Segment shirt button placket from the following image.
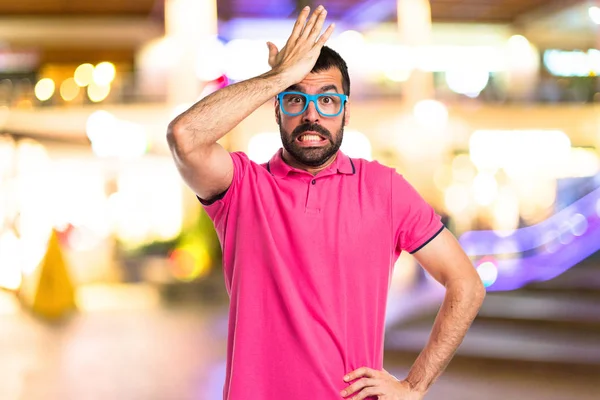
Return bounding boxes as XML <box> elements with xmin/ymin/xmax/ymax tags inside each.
<box><xmin>306</xmin><ymin>178</ymin><xmax>319</xmax><ymax>213</ymax></box>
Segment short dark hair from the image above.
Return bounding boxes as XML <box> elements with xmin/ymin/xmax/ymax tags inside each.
<box><xmin>311</xmin><ymin>46</ymin><xmax>350</xmax><ymax>96</ymax></box>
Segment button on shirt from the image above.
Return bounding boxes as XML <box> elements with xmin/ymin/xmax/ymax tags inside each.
<box><xmin>201</xmin><ymin>149</ymin><xmax>444</xmax><ymax>400</ymax></box>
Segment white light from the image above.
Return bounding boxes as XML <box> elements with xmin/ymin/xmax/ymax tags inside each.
<box><xmin>171</xmin><ymin>103</ymin><xmax>193</xmax><ymax>120</ymax></box>
<box><xmin>341</xmin><ymin>130</ymin><xmax>372</xmax><ymax>160</ymax></box>
<box><xmin>86</xmin><ymin>111</ymin><xmax>147</xmax><ymax>159</ymax></box>
<box><xmin>544</xmin><ymin>49</ymin><xmax>596</xmax><ymax>77</ymax></box>
<box><xmin>589</xmin><ymin>6</ymin><xmax>600</xmax><ymax>24</ymax></box>
<box><xmin>492</xmin><ymin>188</ymin><xmax>520</xmax><ymax>233</ymax></box>
<box><xmin>0</xmin><ymin>232</ymin><xmax>22</xmax><ymax>290</ymax></box>
<box><xmin>570</xmin><ymin>213</ymin><xmax>588</xmax><ymax>237</ymax></box>
<box><xmin>93</xmin><ymin>62</ymin><xmax>116</xmax><ymax>86</ymax></box>
<box><xmin>508</xmin><ymin>35</ymin><xmax>530</xmax><ymax>50</ymax></box>
<box><xmin>469</xmin><ymin>130</ymin><xmax>571</xmax><ymax>177</ymax></box>
<box><xmin>87</xmin><ymin>82</ymin><xmax>111</xmax><ymax>102</ymax></box>
<box><xmin>472</xmin><ymin>172</ymin><xmax>498</xmax><ymax>206</ymax></box>
<box><xmin>445</xmin><ymin>69</ymin><xmax>489</xmax><ymax>97</ymax></box>
<box><xmin>196</xmin><ymin>36</ymin><xmax>226</xmax><ymax>81</ymax></box>
<box><xmin>385</xmin><ymin>69</ymin><xmax>411</xmax><ymax>82</ymax></box>
<box><xmin>86</xmin><ymin>110</ymin><xmax>118</xmax><ymax>142</ymax></box>
<box><xmin>74</xmin><ymin>63</ymin><xmax>95</xmax><ymax>87</ymax></box>
<box><xmin>543</xmin><ymin>230</ymin><xmax>561</xmax><ymax>253</ymax></box>
<box><xmin>60</xmin><ymin>78</ymin><xmax>80</xmax><ymax>101</ymax></box>
<box><xmin>451</xmin><ymin>154</ymin><xmax>476</xmax><ymax>183</ymax></box>
<box><xmin>34</xmin><ymin>78</ymin><xmax>55</xmax><ymax>101</ymax></box>
<box><xmin>477</xmin><ymin>261</ymin><xmax>498</xmax><ymax>287</ymax></box>
<box><xmin>413</xmin><ymin>100</ymin><xmax>448</xmax><ymax>130</ymax></box>
<box><xmin>556</xmin><ymin>147</ymin><xmax>600</xmax><ymax>178</ymax></box>
<box><xmin>224</xmin><ymin>39</ymin><xmax>270</xmax><ymax>81</ymax></box>
<box><xmin>558</xmin><ymin>221</ymin><xmax>574</xmax><ymax>245</ymax></box>
<box><xmin>247</xmin><ymin>132</ymin><xmax>281</xmax><ymax>164</ymax></box>
<box><xmin>338</xmin><ymin>30</ymin><xmax>365</xmax><ymax>45</ymax></box>
<box><xmin>444</xmin><ymin>184</ymin><xmax>470</xmax><ymax>214</ymax></box>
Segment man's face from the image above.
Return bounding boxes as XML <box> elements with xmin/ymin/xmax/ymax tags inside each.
<box><xmin>276</xmin><ymin>68</ymin><xmax>349</xmax><ymax>167</ymax></box>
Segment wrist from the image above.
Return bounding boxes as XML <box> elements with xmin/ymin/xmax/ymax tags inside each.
<box><xmin>403</xmin><ymin>377</ymin><xmax>428</xmax><ymax>395</ymax></box>
<box><xmin>260</xmin><ymin>68</ymin><xmax>296</xmax><ymax>91</ymax></box>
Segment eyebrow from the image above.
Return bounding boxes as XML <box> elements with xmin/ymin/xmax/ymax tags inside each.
<box><xmin>286</xmin><ymin>84</ymin><xmax>340</xmax><ymax>93</ymax></box>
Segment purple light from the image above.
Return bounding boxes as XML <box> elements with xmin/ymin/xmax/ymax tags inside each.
<box><xmin>459</xmin><ymin>185</ymin><xmax>600</xmax><ymax>255</ymax></box>
<box><xmin>458</xmin><ymin>185</ymin><xmax>600</xmax><ymax>292</ymax></box>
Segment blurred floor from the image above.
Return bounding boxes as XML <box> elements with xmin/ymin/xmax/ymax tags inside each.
<box><xmin>1</xmin><ymin>287</ymin><xmax>599</xmax><ymax>400</ymax></box>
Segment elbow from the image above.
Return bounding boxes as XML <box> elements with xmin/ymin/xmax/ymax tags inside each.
<box><xmin>166</xmin><ymin>120</ymin><xmax>194</xmax><ymax>157</ymax></box>
<box><xmin>166</xmin><ymin>120</ymin><xmax>183</xmax><ymax>148</ymax></box>
<box><xmin>472</xmin><ymin>276</ymin><xmax>486</xmax><ymax>306</ymax></box>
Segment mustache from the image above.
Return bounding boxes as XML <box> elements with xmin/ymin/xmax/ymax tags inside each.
<box><xmin>292</xmin><ymin>123</ymin><xmax>331</xmax><ymax>140</ymax></box>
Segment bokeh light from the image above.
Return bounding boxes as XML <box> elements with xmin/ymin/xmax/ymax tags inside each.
<box><xmin>87</xmin><ymin>82</ymin><xmax>111</xmax><ymax>102</ymax></box>
<box><xmin>413</xmin><ymin>100</ymin><xmax>448</xmax><ymax>130</ymax></box>
<box><xmin>444</xmin><ymin>184</ymin><xmax>470</xmax><ymax>214</ymax></box>
<box><xmin>341</xmin><ymin>130</ymin><xmax>372</xmax><ymax>160</ymax></box>
<box><xmin>445</xmin><ymin>69</ymin><xmax>489</xmax><ymax>97</ymax></box>
<box><xmin>247</xmin><ymin>132</ymin><xmax>281</xmax><ymax>164</ymax></box>
<box><xmin>0</xmin><ymin>231</ymin><xmax>22</xmax><ymax>290</ymax></box>
<box><xmin>168</xmin><ymin>244</ymin><xmax>211</xmax><ymax>282</ymax></box>
<box><xmin>196</xmin><ymin>36</ymin><xmax>226</xmax><ymax>81</ymax></box>
<box><xmin>60</xmin><ymin>78</ymin><xmax>80</xmax><ymax>101</ymax></box>
<box><xmin>74</xmin><ymin>63</ymin><xmax>95</xmax><ymax>87</ymax></box>
<box><xmin>472</xmin><ymin>172</ymin><xmax>498</xmax><ymax>206</ymax></box>
<box><xmin>477</xmin><ymin>260</ymin><xmax>498</xmax><ymax>288</ymax></box>
<box><xmin>570</xmin><ymin>213</ymin><xmax>588</xmax><ymax>237</ymax></box>
<box><xmin>34</xmin><ymin>78</ymin><xmax>55</xmax><ymax>101</ymax></box>
<box><xmin>93</xmin><ymin>62</ymin><xmax>116</xmax><ymax>86</ymax></box>
<box><xmin>589</xmin><ymin>6</ymin><xmax>600</xmax><ymax>24</ymax></box>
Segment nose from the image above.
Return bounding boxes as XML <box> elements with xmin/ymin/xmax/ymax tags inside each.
<box><xmin>302</xmin><ymin>99</ymin><xmax>320</xmax><ymax>124</ymax></box>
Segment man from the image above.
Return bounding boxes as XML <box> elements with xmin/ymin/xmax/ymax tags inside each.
<box><xmin>167</xmin><ymin>5</ymin><xmax>485</xmax><ymax>400</ymax></box>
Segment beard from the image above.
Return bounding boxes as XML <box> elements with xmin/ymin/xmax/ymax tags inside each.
<box><xmin>278</xmin><ymin>114</ymin><xmax>344</xmax><ymax>167</ymax></box>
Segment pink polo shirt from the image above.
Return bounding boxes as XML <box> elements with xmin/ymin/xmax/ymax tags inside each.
<box><xmin>201</xmin><ymin>149</ymin><xmax>443</xmax><ymax>400</ymax></box>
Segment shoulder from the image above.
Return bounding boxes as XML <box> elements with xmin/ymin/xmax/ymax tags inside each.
<box><xmin>351</xmin><ymin>157</ymin><xmax>398</xmax><ymax>183</ymax></box>
<box><xmin>229</xmin><ymin>151</ymin><xmax>270</xmax><ymax>175</ymax></box>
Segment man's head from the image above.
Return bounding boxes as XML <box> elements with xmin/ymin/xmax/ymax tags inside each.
<box><xmin>276</xmin><ymin>46</ymin><xmax>350</xmax><ymax>168</ymax></box>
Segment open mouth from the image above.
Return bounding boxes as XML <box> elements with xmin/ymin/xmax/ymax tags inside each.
<box><xmin>296</xmin><ymin>131</ymin><xmax>327</xmax><ymax>146</ymax></box>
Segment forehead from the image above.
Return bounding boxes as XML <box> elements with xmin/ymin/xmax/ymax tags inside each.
<box><xmin>294</xmin><ymin>68</ymin><xmax>343</xmax><ymax>92</ymax></box>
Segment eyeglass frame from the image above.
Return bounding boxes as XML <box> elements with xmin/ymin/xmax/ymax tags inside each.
<box><xmin>276</xmin><ymin>91</ymin><xmax>348</xmax><ymax>117</ymax></box>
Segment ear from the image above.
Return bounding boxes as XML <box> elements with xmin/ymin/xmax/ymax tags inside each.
<box><xmin>274</xmin><ymin>98</ymin><xmax>280</xmax><ymax>124</ymax></box>
<box><xmin>343</xmin><ymin>99</ymin><xmax>350</xmax><ymax>126</ymax></box>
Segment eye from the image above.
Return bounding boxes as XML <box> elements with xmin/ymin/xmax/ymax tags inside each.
<box><xmin>321</xmin><ymin>96</ymin><xmax>333</xmax><ymax>104</ymax></box>
<box><xmin>289</xmin><ymin>96</ymin><xmax>303</xmax><ymax>103</ymax></box>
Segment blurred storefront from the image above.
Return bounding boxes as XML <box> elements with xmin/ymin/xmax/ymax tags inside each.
<box><xmin>0</xmin><ymin>0</ymin><xmax>599</xmax><ymax>297</ymax></box>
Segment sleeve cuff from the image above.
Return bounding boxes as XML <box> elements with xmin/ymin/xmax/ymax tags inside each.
<box><xmin>408</xmin><ymin>225</ymin><xmax>445</xmax><ymax>254</ymax></box>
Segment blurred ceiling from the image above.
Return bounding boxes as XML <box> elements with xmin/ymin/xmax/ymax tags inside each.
<box><xmin>0</xmin><ymin>0</ymin><xmax>163</xmax><ymax>18</ymax></box>
<box><xmin>216</xmin><ymin>0</ymin><xmax>586</xmax><ymax>23</ymax></box>
<box><xmin>0</xmin><ymin>0</ymin><xmax>585</xmax><ymax>23</ymax></box>
<box><xmin>0</xmin><ymin>0</ymin><xmax>592</xmax><ymax>64</ymax></box>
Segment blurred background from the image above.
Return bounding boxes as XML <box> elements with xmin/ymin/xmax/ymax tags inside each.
<box><xmin>0</xmin><ymin>0</ymin><xmax>599</xmax><ymax>399</ymax></box>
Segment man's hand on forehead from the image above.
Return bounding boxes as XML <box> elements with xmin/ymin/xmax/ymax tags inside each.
<box><xmin>266</xmin><ymin>5</ymin><xmax>335</xmax><ymax>85</ymax></box>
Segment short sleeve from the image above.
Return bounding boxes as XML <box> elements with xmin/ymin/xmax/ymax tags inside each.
<box><xmin>198</xmin><ymin>151</ymin><xmax>249</xmax><ymax>233</ymax></box>
<box><xmin>391</xmin><ymin>171</ymin><xmax>444</xmax><ymax>254</ymax></box>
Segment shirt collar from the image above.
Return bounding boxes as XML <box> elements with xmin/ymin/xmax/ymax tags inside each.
<box><xmin>266</xmin><ymin>148</ymin><xmax>355</xmax><ymax>178</ymax></box>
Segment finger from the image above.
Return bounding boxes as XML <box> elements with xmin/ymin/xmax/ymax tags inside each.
<box><xmin>267</xmin><ymin>42</ymin><xmax>278</xmax><ymax>63</ymax></box>
<box><xmin>301</xmin><ymin>5</ymin><xmax>324</xmax><ymax>39</ymax></box>
<box><xmin>344</xmin><ymin>367</ymin><xmax>378</xmax><ymax>382</ymax></box>
<box><xmin>353</xmin><ymin>387</ymin><xmax>382</xmax><ymax>400</ymax></box>
<box><xmin>288</xmin><ymin>6</ymin><xmax>310</xmax><ymax>45</ymax></box>
<box><xmin>340</xmin><ymin>378</ymin><xmax>377</xmax><ymax>398</ymax></box>
<box><xmin>308</xmin><ymin>8</ymin><xmax>328</xmax><ymax>41</ymax></box>
<box><xmin>315</xmin><ymin>23</ymin><xmax>335</xmax><ymax>47</ymax></box>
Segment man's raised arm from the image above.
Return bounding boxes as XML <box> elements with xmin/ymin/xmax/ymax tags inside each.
<box><xmin>166</xmin><ymin>5</ymin><xmax>334</xmax><ymax>200</ymax></box>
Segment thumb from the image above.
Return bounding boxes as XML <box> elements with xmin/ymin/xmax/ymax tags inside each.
<box><xmin>267</xmin><ymin>41</ymin><xmax>278</xmax><ymax>59</ymax></box>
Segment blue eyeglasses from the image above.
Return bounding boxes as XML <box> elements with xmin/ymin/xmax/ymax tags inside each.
<box><xmin>277</xmin><ymin>91</ymin><xmax>348</xmax><ymax>117</ymax></box>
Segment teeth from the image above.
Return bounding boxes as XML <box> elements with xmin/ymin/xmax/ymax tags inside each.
<box><xmin>300</xmin><ymin>134</ymin><xmax>322</xmax><ymax>142</ymax></box>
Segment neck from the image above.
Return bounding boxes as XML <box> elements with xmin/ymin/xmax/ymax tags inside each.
<box><xmin>281</xmin><ymin>150</ymin><xmax>338</xmax><ymax>176</ymax></box>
